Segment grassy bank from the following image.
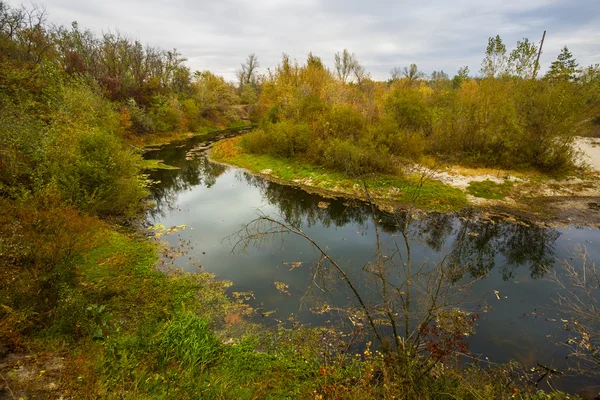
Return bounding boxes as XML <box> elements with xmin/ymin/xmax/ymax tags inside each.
<box><xmin>210</xmin><ymin>136</ymin><xmax>600</xmax><ymax>227</ymax></box>
<box><xmin>211</xmin><ymin>136</ymin><xmax>469</xmax><ymax>212</ymax></box>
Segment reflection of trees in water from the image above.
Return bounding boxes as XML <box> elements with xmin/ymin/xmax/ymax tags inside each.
<box><xmin>240</xmin><ymin>173</ymin><xmax>373</xmax><ymax>229</ymax></box>
<box><xmin>242</xmin><ymin>174</ymin><xmax>560</xmax><ymax>280</ymax></box>
<box><xmin>147</xmin><ymin>155</ymin><xmax>227</xmax><ymax>219</ymax></box>
<box><xmin>147</xmin><ymin>138</ymin><xmax>561</xmax><ymax>280</ymax></box>
<box><xmin>448</xmin><ymin>218</ymin><xmax>559</xmax><ymax>280</ymax></box>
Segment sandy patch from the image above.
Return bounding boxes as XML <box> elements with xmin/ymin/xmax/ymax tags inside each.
<box><xmin>574</xmin><ymin>136</ymin><xmax>600</xmax><ymax>171</ymax></box>
<box><xmin>408</xmin><ymin>165</ymin><xmax>520</xmax><ymax>189</ymax></box>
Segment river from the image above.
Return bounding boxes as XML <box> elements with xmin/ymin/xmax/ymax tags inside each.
<box><xmin>144</xmin><ymin>131</ymin><xmax>600</xmax><ymax>395</ymax></box>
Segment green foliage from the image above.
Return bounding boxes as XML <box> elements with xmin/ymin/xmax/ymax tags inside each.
<box><xmin>467</xmin><ymin>179</ymin><xmax>514</xmax><ymax>200</ymax></box>
<box><xmin>242</xmin><ymin>121</ymin><xmax>310</xmax><ymax>158</ymax></box>
<box><xmin>481</xmin><ymin>35</ymin><xmax>508</xmax><ymax>77</ymax></box>
<box><xmin>509</xmin><ymin>38</ymin><xmax>538</xmax><ymax>79</ymax></box>
<box><xmin>160</xmin><ymin>313</ymin><xmax>221</xmax><ymax>370</ymax></box>
<box><xmin>0</xmin><ymin>195</ymin><xmax>100</xmax><ymax>342</ymax></box>
<box><xmin>125</xmin><ymin>98</ymin><xmax>156</xmax><ymax>135</ymax></box>
<box><xmin>546</xmin><ymin>46</ymin><xmax>580</xmax><ymax>81</ymax></box>
<box><xmin>0</xmin><ymin>60</ymin><xmax>148</xmax><ymax>217</ymax></box>
<box><xmin>385</xmin><ymin>86</ymin><xmax>431</xmax><ymax>133</ymax></box>
<box><xmin>320</xmin><ymin>137</ymin><xmax>392</xmax><ymax>175</ymax></box>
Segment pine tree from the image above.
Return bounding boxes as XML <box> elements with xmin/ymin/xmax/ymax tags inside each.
<box><xmin>546</xmin><ymin>46</ymin><xmax>579</xmax><ymax>81</ymax></box>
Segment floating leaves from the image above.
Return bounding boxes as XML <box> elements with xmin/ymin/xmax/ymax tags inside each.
<box><xmin>274</xmin><ymin>281</ymin><xmax>291</xmax><ymax>296</ymax></box>
<box><xmin>150</xmin><ymin>223</ymin><xmax>187</xmax><ymax>238</ymax></box>
<box><xmin>310</xmin><ymin>303</ymin><xmax>331</xmax><ymax>315</ymax></box>
<box><xmin>283</xmin><ymin>261</ymin><xmax>303</xmax><ymax>271</ymax></box>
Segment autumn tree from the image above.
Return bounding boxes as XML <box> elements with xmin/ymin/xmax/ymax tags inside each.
<box><xmin>452</xmin><ymin>65</ymin><xmax>469</xmax><ymax>88</ymax></box>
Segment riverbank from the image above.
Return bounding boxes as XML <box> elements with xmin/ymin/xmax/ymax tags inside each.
<box><xmin>2</xmin><ymin>131</ymin><xmax>584</xmax><ymax>398</ymax></box>
<box><xmin>209</xmin><ymin>136</ymin><xmax>600</xmax><ymax>227</ymax></box>
<box><xmin>1</xmin><ymin>216</ymin><xmax>546</xmax><ymax>399</ymax></box>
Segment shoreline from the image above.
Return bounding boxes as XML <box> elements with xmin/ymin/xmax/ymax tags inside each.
<box><xmin>206</xmin><ymin>137</ymin><xmax>600</xmax><ymax>228</ymax></box>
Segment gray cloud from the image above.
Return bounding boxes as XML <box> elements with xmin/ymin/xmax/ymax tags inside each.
<box><xmin>8</xmin><ymin>0</ymin><xmax>599</xmax><ymax>81</ymax></box>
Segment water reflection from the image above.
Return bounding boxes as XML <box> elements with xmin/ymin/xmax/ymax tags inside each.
<box><xmin>147</xmin><ymin>148</ymin><xmax>561</xmax><ymax>281</ymax></box>
<box><xmin>144</xmin><ymin>134</ymin><xmax>600</xmax><ymax>394</ymax></box>
<box><xmin>228</xmin><ymin>171</ymin><xmax>561</xmax><ymax>281</ymax></box>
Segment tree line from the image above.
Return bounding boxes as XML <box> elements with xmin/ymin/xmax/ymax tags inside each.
<box><xmin>242</xmin><ymin>38</ymin><xmax>599</xmax><ymax>174</ymax></box>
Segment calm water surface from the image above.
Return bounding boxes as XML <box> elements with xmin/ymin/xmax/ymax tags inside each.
<box><xmin>144</xmin><ymin>132</ymin><xmax>600</xmax><ymax>393</ymax></box>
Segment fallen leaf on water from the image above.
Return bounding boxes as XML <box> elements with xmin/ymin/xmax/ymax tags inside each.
<box><xmin>283</xmin><ymin>261</ymin><xmax>303</xmax><ymax>271</ymax></box>
<box><xmin>317</xmin><ymin>201</ymin><xmax>330</xmax><ymax>209</ymax></box>
<box><xmin>274</xmin><ymin>281</ymin><xmax>291</xmax><ymax>296</ymax></box>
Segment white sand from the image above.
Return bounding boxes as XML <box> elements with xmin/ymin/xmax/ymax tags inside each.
<box><xmin>574</xmin><ymin>137</ymin><xmax>600</xmax><ymax>171</ymax></box>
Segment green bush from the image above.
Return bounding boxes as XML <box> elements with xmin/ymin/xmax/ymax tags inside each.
<box><xmin>318</xmin><ymin>104</ymin><xmax>365</xmax><ymax>140</ymax></box>
<box><xmin>126</xmin><ymin>98</ymin><xmax>156</xmax><ymax>135</ymax></box>
<box><xmin>243</xmin><ymin>121</ymin><xmax>310</xmax><ymax>158</ymax></box>
<box><xmin>320</xmin><ymin>138</ymin><xmax>393</xmax><ymax>175</ymax></box>
<box><xmin>385</xmin><ymin>87</ymin><xmax>432</xmax><ymax>134</ymax></box>
<box><xmin>52</xmin><ymin>129</ymin><xmax>148</xmax><ymax>217</ymax></box>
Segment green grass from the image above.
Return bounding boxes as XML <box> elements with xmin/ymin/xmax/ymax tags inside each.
<box><xmin>212</xmin><ymin>138</ymin><xmax>468</xmax><ymax>212</ymax></box>
<box><xmin>467</xmin><ymin>179</ymin><xmax>514</xmax><ymax>200</ymax></box>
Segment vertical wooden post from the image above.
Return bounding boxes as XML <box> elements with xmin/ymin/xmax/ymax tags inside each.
<box><xmin>533</xmin><ymin>30</ymin><xmax>546</xmax><ymax>79</ymax></box>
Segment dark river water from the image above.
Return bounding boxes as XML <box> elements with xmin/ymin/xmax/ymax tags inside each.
<box><xmin>144</xmin><ymin>132</ymin><xmax>600</xmax><ymax>394</ymax></box>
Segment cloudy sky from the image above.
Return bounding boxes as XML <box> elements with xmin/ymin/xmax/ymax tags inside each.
<box><xmin>8</xmin><ymin>0</ymin><xmax>599</xmax><ymax>81</ymax></box>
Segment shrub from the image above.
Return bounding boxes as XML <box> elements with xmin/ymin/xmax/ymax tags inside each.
<box><xmin>243</xmin><ymin>121</ymin><xmax>310</xmax><ymax>158</ymax></box>
<box><xmin>52</xmin><ymin>129</ymin><xmax>148</xmax><ymax>217</ymax></box>
<box><xmin>385</xmin><ymin>87</ymin><xmax>432</xmax><ymax>134</ymax></box>
<box><xmin>126</xmin><ymin>98</ymin><xmax>156</xmax><ymax>135</ymax></box>
<box><xmin>320</xmin><ymin>138</ymin><xmax>393</xmax><ymax>175</ymax></box>
<box><xmin>317</xmin><ymin>104</ymin><xmax>365</xmax><ymax>140</ymax></box>
<box><xmin>0</xmin><ymin>195</ymin><xmax>100</xmax><ymax>341</ymax></box>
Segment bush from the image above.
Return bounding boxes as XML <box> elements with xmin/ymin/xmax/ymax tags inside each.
<box><xmin>150</xmin><ymin>95</ymin><xmax>183</xmax><ymax>133</ymax></box>
<box><xmin>370</xmin><ymin>118</ymin><xmax>426</xmax><ymax>160</ymax></box>
<box><xmin>0</xmin><ymin>195</ymin><xmax>100</xmax><ymax>341</ymax></box>
<box><xmin>320</xmin><ymin>138</ymin><xmax>393</xmax><ymax>175</ymax></box>
<box><xmin>126</xmin><ymin>98</ymin><xmax>156</xmax><ymax>135</ymax></box>
<box><xmin>243</xmin><ymin>121</ymin><xmax>310</xmax><ymax>158</ymax></box>
<box><xmin>52</xmin><ymin>129</ymin><xmax>148</xmax><ymax>217</ymax></box>
<box><xmin>385</xmin><ymin>87</ymin><xmax>432</xmax><ymax>134</ymax></box>
<box><xmin>317</xmin><ymin>104</ymin><xmax>365</xmax><ymax>140</ymax></box>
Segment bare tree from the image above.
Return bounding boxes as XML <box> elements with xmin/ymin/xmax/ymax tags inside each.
<box><xmin>390</xmin><ymin>64</ymin><xmax>425</xmax><ymax>85</ymax></box>
<box><xmin>334</xmin><ymin>49</ymin><xmax>367</xmax><ymax>84</ymax></box>
<box><xmin>237</xmin><ymin>53</ymin><xmax>259</xmax><ymax>88</ymax></box>
<box><xmin>231</xmin><ymin>169</ymin><xmax>479</xmax><ymax>391</ymax></box>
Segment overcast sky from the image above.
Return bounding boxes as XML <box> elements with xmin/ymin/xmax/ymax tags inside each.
<box><xmin>8</xmin><ymin>0</ymin><xmax>600</xmax><ymax>81</ymax></box>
